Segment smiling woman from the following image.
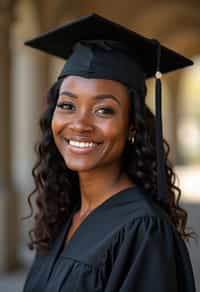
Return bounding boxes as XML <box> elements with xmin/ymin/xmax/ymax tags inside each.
<box><xmin>22</xmin><ymin>14</ymin><xmax>196</xmax><ymax>292</ymax></box>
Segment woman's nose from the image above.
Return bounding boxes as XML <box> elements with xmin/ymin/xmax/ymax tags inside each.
<box><xmin>68</xmin><ymin>112</ymin><xmax>94</xmax><ymax>132</ymax></box>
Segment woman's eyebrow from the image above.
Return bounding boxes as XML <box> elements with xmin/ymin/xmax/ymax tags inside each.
<box><xmin>59</xmin><ymin>90</ymin><xmax>121</xmax><ymax>105</ymax></box>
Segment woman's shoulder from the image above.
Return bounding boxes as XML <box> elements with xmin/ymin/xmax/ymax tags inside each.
<box><xmin>98</xmin><ymin>185</ymin><xmax>179</xmax><ymax>255</ymax></box>
<box><xmin>118</xmin><ymin>185</ymin><xmax>174</xmax><ymax>227</ymax></box>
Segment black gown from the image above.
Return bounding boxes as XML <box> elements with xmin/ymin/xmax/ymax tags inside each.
<box><xmin>23</xmin><ymin>185</ymin><xmax>196</xmax><ymax>292</ymax></box>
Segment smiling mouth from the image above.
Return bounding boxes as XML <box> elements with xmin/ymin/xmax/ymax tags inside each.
<box><xmin>64</xmin><ymin>138</ymin><xmax>102</xmax><ymax>153</ymax></box>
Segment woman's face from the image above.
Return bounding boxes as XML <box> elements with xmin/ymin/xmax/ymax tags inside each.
<box><xmin>51</xmin><ymin>75</ymin><xmax>132</xmax><ymax>173</ymax></box>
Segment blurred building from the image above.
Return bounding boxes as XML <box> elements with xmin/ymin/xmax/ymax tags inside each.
<box><xmin>0</xmin><ymin>0</ymin><xmax>200</xmax><ymax>291</ymax></box>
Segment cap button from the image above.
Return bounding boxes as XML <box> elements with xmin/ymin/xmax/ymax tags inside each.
<box><xmin>155</xmin><ymin>71</ymin><xmax>162</xmax><ymax>79</ymax></box>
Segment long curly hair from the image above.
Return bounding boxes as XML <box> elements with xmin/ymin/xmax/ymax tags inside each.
<box><xmin>23</xmin><ymin>77</ymin><xmax>195</xmax><ymax>253</ymax></box>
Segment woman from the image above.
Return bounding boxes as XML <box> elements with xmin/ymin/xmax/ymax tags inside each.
<box><xmin>23</xmin><ymin>14</ymin><xmax>196</xmax><ymax>291</ymax></box>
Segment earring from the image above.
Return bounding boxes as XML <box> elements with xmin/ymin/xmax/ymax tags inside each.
<box><xmin>128</xmin><ymin>136</ymin><xmax>135</xmax><ymax>144</ymax></box>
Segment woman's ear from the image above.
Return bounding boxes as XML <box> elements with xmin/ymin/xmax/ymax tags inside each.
<box><xmin>128</xmin><ymin>124</ymin><xmax>136</xmax><ymax>136</ymax></box>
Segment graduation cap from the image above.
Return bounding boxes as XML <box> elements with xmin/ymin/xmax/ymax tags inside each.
<box><xmin>24</xmin><ymin>13</ymin><xmax>193</xmax><ymax>203</ymax></box>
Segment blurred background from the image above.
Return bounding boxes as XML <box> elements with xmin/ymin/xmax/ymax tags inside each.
<box><xmin>0</xmin><ymin>0</ymin><xmax>199</xmax><ymax>291</ymax></box>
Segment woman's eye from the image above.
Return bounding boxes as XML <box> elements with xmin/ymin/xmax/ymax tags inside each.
<box><xmin>96</xmin><ymin>107</ymin><xmax>115</xmax><ymax>115</ymax></box>
<box><xmin>56</xmin><ymin>102</ymin><xmax>75</xmax><ymax>111</ymax></box>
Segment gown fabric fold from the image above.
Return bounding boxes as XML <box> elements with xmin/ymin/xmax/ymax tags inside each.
<box><xmin>23</xmin><ymin>186</ymin><xmax>196</xmax><ymax>292</ymax></box>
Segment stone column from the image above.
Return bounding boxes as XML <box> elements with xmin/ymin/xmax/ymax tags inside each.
<box><xmin>11</xmin><ymin>6</ymin><xmax>52</xmax><ymax>266</ymax></box>
<box><xmin>0</xmin><ymin>2</ymin><xmax>19</xmax><ymax>272</ymax></box>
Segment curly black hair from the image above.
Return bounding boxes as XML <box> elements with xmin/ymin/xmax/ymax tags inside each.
<box><xmin>22</xmin><ymin>77</ymin><xmax>195</xmax><ymax>253</ymax></box>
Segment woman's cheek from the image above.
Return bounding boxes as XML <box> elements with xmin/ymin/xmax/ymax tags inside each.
<box><xmin>51</xmin><ymin>111</ymin><xmax>68</xmax><ymax>135</ymax></box>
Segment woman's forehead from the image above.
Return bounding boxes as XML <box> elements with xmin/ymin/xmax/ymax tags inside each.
<box><xmin>60</xmin><ymin>75</ymin><xmax>129</xmax><ymax>97</ymax></box>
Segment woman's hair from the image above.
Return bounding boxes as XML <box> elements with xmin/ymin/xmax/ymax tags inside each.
<box><xmin>23</xmin><ymin>77</ymin><xmax>195</xmax><ymax>253</ymax></box>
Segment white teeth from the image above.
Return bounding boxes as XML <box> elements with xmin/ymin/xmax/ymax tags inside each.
<box><xmin>68</xmin><ymin>140</ymin><xmax>97</xmax><ymax>148</ymax></box>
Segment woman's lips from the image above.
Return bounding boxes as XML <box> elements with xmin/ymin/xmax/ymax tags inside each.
<box><xmin>64</xmin><ymin>138</ymin><xmax>101</xmax><ymax>154</ymax></box>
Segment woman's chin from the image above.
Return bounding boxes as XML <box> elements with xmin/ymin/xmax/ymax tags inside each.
<box><xmin>64</xmin><ymin>159</ymin><xmax>98</xmax><ymax>173</ymax></box>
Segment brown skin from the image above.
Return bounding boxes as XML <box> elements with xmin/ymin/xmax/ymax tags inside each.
<box><xmin>52</xmin><ymin>76</ymin><xmax>135</xmax><ymax>223</ymax></box>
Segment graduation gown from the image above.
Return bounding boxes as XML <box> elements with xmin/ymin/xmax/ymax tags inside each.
<box><xmin>23</xmin><ymin>185</ymin><xmax>196</xmax><ymax>292</ymax></box>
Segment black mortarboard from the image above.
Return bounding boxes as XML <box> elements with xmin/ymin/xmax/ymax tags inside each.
<box><xmin>24</xmin><ymin>13</ymin><xmax>193</xmax><ymax>203</ymax></box>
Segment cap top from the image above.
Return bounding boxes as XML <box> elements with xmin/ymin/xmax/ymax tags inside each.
<box><xmin>25</xmin><ymin>13</ymin><xmax>193</xmax><ymax>78</ymax></box>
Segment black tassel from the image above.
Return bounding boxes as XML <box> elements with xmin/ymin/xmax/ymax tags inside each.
<box><xmin>154</xmin><ymin>40</ymin><xmax>168</xmax><ymax>202</ymax></box>
<box><xmin>155</xmin><ymin>76</ymin><xmax>168</xmax><ymax>201</ymax></box>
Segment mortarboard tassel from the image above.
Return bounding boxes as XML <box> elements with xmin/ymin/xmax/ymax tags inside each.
<box><xmin>154</xmin><ymin>40</ymin><xmax>168</xmax><ymax>202</ymax></box>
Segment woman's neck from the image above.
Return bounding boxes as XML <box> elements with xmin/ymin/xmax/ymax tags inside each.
<box><xmin>77</xmin><ymin>164</ymin><xmax>134</xmax><ymax>216</ymax></box>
